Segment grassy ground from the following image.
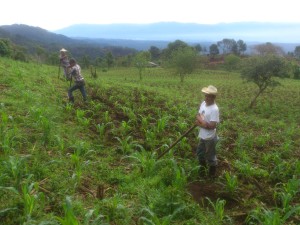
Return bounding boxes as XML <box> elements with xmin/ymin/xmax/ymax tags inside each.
<box><xmin>0</xmin><ymin>57</ymin><xmax>299</xmax><ymax>224</ymax></box>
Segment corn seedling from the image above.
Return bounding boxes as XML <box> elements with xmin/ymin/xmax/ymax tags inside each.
<box><xmin>139</xmin><ymin>207</ymin><xmax>172</xmax><ymax>225</ymax></box>
<box><xmin>101</xmin><ymin>193</ymin><xmax>129</xmax><ymax>223</ymax></box>
<box><xmin>76</xmin><ymin>109</ymin><xmax>90</xmax><ymax>126</ymax></box>
<box><xmin>141</xmin><ymin>116</ymin><xmax>150</xmax><ymax>131</ymax></box>
<box><xmin>54</xmin><ymin>134</ymin><xmax>65</xmax><ymax>152</ymax></box>
<box><xmin>21</xmin><ymin>181</ymin><xmax>37</xmax><ymax>221</ymax></box>
<box><xmin>56</xmin><ymin>196</ymin><xmax>79</xmax><ymax>225</ymax></box>
<box><xmin>96</xmin><ymin>122</ymin><xmax>112</xmax><ymax>141</ymax></box>
<box><xmin>222</xmin><ymin>171</ymin><xmax>239</xmax><ymax>196</ymax></box>
<box><xmin>39</xmin><ymin>116</ymin><xmax>51</xmax><ymax>145</ymax></box>
<box><xmin>124</xmin><ymin>149</ymin><xmax>157</xmax><ymax>176</ymax></box>
<box><xmin>234</xmin><ymin>160</ymin><xmax>268</xmax><ymax>179</ymax></box>
<box><xmin>65</xmin><ymin>102</ymin><xmax>73</xmax><ymax>112</ymax></box>
<box><xmin>206</xmin><ymin>198</ymin><xmax>228</xmax><ymax>224</ymax></box>
<box><xmin>120</xmin><ymin>120</ymin><xmax>132</xmax><ymax>136</ymax></box>
<box><xmin>0</xmin><ymin>111</ymin><xmax>17</xmax><ymax>154</ymax></box>
<box><xmin>104</xmin><ymin>111</ymin><xmax>111</xmax><ymax>123</ymax></box>
<box><xmin>144</xmin><ymin>129</ymin><xmax>157</xmax><ymax>149</ymax></box>
<box><xmin>115</xmin><ymin>136</ymin><xmax>143</xmax><ymax>155</ymax></box>
<box><xmin>83</xmin><ymin>209</ymin><xmax>108</xmax><ymax>225</ymax></box>
<box><xmin>247</xmin><ymin>206</ymin><xmax>300</xmax><ymax>225</ymax></box>
<box><xmin>3</xmin><ymin>156</ymin><xmax>28</xmax><ymax>188</ymax></box>
<box><xmin>155</xmin><ymin>116</ymin><xmax>170</xmax><ymax>133</ymax></box>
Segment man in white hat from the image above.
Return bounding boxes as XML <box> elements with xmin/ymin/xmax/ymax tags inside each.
<box><xmin>59</xmin><ymin>48</ymin><xmax>70</xmax><ymax>78</ymax></box>
<box><xmin>195</xmin><ymin>85</ymin><xmax>219</xmax><ymax>178</ymax></box>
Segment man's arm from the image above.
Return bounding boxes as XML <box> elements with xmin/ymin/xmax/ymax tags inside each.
<box><xmin>195</xmin><ymin>114</ymin><xmax>217</xmax><ymax>129</ymax></box>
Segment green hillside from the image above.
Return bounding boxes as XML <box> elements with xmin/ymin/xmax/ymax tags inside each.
<box><xmin>0</xmin><ymin>57</ymin><xmax>299</xmax><ymax>224</ymax></box>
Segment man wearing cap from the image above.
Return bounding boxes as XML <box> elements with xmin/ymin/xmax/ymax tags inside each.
<box><xmin>195</xmin><ymin>85</ymin><xmax>219</xmax><ymax>178</ymax></box>
<box><xmin>59</xmin><ymin>48</ymin><xmax>70</xmax><ymax>78</ymax></box>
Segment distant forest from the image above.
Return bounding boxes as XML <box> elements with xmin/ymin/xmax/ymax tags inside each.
<box><xmin>1</xmin><ymin>24</ymin><xmax>300</xmax><ymax>72</ymax></box>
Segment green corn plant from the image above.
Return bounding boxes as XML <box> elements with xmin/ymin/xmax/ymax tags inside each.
<box><xmin>39</xmin><ymin>116</ymin><xmax>51</xmax><ymax>146</ymax></box>
<box><xmin>65</xmin><ymin>102</ymin><xmax>73</xmax><ymax>112</ymax></box>
<box><xmin>83</xmin><ymin>209</ymin><xmax>108</xmax><ymax>225</ymax></box>
<box><xmin>173</xmin><ymin>164</ymin><xmax>187</xmax><ymax>190</ymax></box>
<box><xmin>144</xmin><ymin>129</ymin><xmax>157</xmax><ymax>148</ymax></box>
<box><xmin>0</xmin><ymin>110</ymin><xmax>18</xmax><ymax>154</ymax></box>
<box><xmin>155</xmin><ymin>116</ymin><xmax>170</xmax><ymax>133</ymax></box>
<box><xmin>274</xmin><ymin>177</ymin><xmax>300</xmax><ymax>210</ymax></box>
<box><xmin>120</xmin><ymin>106</ymin><xmax>136</xmax><ymax>121</ymax></box>
<box><xmin>177</xmin><ymin>121</ymin><xmax>188</xmax><ymax>131</ymax></box>
<box><xmin>115</xmin><ymin>136</ymin><xmax>143</xmax><ymax>155</ymax></box>
<box><xmin>96</xmin><ymin>122</ymin><xmax>112</xmax><ymax>141</ymax></box>
<box><xmin>101</xmin><ymin>193</ymin><xmax>129</xmax><ymax>223</ymax></box>
<box><xmin>284</xmin><ymin>177</ymin><xmax>300</xmax><ymax>196</ymax></box>
<box><xmin>141</xmin><ymin>115</ymin><xmax>150</xmax><ymax>131</ymax></box>
<box><xmin>178</xmin><ymin>137</ymin><xmax>191</xmax><ymax>154</ymax></box>
<box><xmin>104</xmin><ymin>111</ymin><xmax>111</xmax><ymax>123</ymax></box>
<box><xmin>124</xmin><ymin>149</ymin><xmax>157</xmax><ymax>176</ymax></box>
<box><xmin>247</xmin><ymin>207</ymin><xmax>300</xmax><ymax>225</ymax></box>
<box><xmin>54</xmin><ymin>134</ymin><xmax>65</xmax><ymax>151</ymax></box>
<box><xmin>234</xmin><ymin>160</ymin><xmax>268</xmax><ymax>179</ymax></box>
<box><xmin>223</xmin><ymin>171</ymin><xmax>239</xmax><ymax>196</ymax></box>
<box><xmin>140</xmin><ymin>94</ymin><xmax>148</xmax><ymax>104</ymax></box>
<box><xmin>71</xmin><ymin>141</ymin><xmax>92</xmax><ymax>157</ymax></box>
<box><xmin>76</xmin><ymin>109</ymin><xmax>90</xmax><ymax>126</ymax></box>
<box><xmin>70</xmin><ymin>150</ymin><xmax>82</xmax><ymax>186</ymax></box>
<box><xmin>21</xmin><ymin>182</ymin><xmax>36</xmax><ymax>221</ymax></box>
<box><xmin>3</xmin><ymin>156</ymin><xmax>27</xmax><ymax>188</ymax></box>
<box><xmin>89</xmin><ymin>101</ymin><xmax>103</xmax><ymax>111</ymax></box>
<box><xmin>139</xmin><ymin>207</ymin><xmax>172</xmax><ymax>225</ymax></box>
<box><xmin>120</xmin><ymin>120</ymin><xmax>132</xmax><ymax>135</ymax></box>
<box><xmin>206</xmin><ymin>198</ymin><xmax>228</xmax><ymax>224</ymax></box>
<box><xmin>56</xmin><ymin>196</ymin><xmax>79</xmax><ymax>225</ymax></box>
<box><xmin>270</xmin><ymin>160</ymin><xmax>290</xmax><ymax>182</ymax></box>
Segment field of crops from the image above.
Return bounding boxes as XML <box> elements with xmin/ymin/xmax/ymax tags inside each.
<box><xmin>0</xmin><ymin>57</ymin><xmax>299</xmax><ymax>224</ymax></box>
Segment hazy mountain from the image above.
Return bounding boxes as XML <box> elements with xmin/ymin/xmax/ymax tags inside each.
<box><xmin>0</xmin><ymin>24</ymin><xmax>139</xmax><ymax>58</ymax></box>
<box><xmin>54</xmin><ymin>22</ymin><xmax>300</xmax><ymax>43</ymax></box>
<box><xmin>1</xmin><ymin>23</ymin><xmax>300</xmax><ymax>55</ymax></box>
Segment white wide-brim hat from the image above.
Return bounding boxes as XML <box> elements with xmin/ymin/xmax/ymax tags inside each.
<box><xmin>60</xmin><ymin>48</ymin><xmax>67</xmax><ymax>52</ymax></box>
<box><xmin>201</xmin><ymin>85</ymin><xmax>218</xmax><ymax>95</ymax></box>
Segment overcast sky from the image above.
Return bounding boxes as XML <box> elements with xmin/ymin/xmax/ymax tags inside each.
<box><xmin>1</xmin><ymin>0</ymin><xmax>300</xmax><ymax>31</ymax></box>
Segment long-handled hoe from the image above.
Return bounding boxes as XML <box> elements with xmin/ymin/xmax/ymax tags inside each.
<box><xmin>57</xmin><ymin>60</ymin><xmax>62</xmax><ymax>79</ymax></box>
<box><xmin>157</xmin><ymin>124</ymin><xmax>197</xmax><ymax>160</ymax></box>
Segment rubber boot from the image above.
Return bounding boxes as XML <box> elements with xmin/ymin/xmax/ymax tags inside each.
<box><xmin>69</xmin><ymin>96</ymin><xmax>74</xmax><ymax>103</ymax></box>
<box><xmin>209</xmin><ymin>165</ymin><xmax>217</xmax><ymax>178</ymax></box>
<box><xmin>199</xmin><ymin>160</ymin><xmax>207</xmax><ymax>177</ymax></box>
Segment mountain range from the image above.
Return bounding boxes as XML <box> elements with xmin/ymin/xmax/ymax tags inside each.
<box><xmin>54</xmin><ymin>22</ymin><xmax>300</xmax><ymax>43</ymax></box>
<box><xmin>1</xmin><ymin>22</ymin><xmax>300</xmax><ymax>56</ymax></box>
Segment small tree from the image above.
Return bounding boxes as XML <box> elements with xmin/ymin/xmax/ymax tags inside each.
<box><xmin>224</xmin><ymin>54</ymin><xmax>241</xmax><ymax>71</ymax></box>
<box><xmin>0</xmin><ymin>38</ymin><xmax>12</xmax><ymax>57</ymax></box>
<box><xmin>253</xmin><ymin>42</ymin><xmax>284</xmax><ymax>56</ymax></box>
<box><xmin>294</xmin><ymin>46</ymin><xmax>300</xmax><ymax>59</ymax></box>
<box><xmin>105</xmin><ymin>52</ymin><xmax>114</xmax><ymax>69</ymax></box>
<box><xmin>169</xmin><ymin>47</ymin><xmax>197</xmax><ymax>82</ymax></box>
<box><xmin>133</xmin><ymin>51</ymin><xmax>150</xmax><ymax>80</ymax></box>
<box><xmin>209</xmin><ymin>44</ymin><xmax>219</xmax><ymax>58</ymax></box>
<box><xmin>241</xmin><ymin>55</ymin><xmax>290</xmax><ymax>108</ymax></box>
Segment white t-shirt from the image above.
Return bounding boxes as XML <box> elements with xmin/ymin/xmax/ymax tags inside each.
<box><xmin>198</xmin><ymin>101</ymin><xmax>219</xmax><ymax>140</ymax></box>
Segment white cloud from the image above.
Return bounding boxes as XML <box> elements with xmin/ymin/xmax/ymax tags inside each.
<box><xmin>1</xmin><ymin>0</ymin><xmax>300</xmax><ymax>30</ymax></box>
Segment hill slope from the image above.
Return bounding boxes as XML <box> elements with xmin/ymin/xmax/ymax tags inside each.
<box><xmin>0</xmin><ymin>58</ymin><xmax>300</xmax><ymax>224</ymax></box>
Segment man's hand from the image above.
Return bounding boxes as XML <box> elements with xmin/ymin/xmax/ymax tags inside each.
<box><xmin>195</xmin><ymin>114</ymin><xmax>207</xmax><ymax>127</ymax></box>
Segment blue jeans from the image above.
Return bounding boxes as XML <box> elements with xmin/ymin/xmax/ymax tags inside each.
<box><xmin>196</xmin><ymin>135</ymin><xmax>219</xmax><ymax>166</ymax></box>
<box><xmin>68</xmin><ymin>81</ymin><xmax>87</xmax><ymax>102</ymax></box>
